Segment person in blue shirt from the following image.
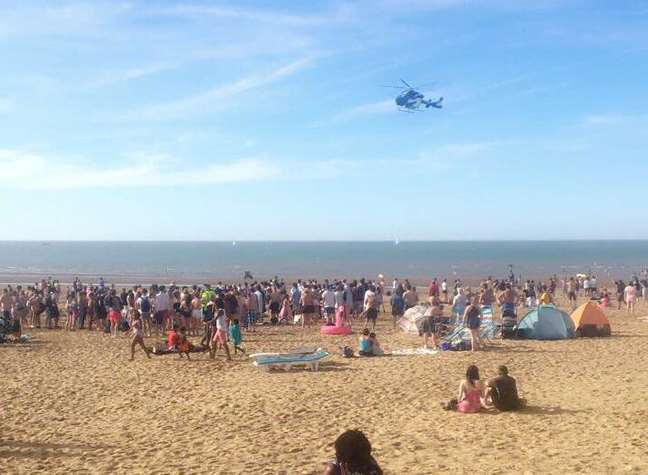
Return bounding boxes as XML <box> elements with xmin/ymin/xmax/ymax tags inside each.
<box><xmin>229</xmin><ymin>318</ymin><xmax>244</xmax><ymax>354</ymax></box>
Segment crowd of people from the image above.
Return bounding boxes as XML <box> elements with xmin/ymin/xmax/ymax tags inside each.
<box><xmin>1</xmin><ymin>272</ymin><xmax>645</xmax><ymax>353</ymax></box>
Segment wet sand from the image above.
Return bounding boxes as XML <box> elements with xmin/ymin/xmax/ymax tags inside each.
<box><xmin>2</xmin><ymin>294</ymin><xmax>648</xmax><ymax>474</ymax></box>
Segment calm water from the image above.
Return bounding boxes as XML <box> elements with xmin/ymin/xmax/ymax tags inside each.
<box><xmin>0</xmin><ymin>241</ymin><xmax>646</xmax><ymax>282</ymax></box>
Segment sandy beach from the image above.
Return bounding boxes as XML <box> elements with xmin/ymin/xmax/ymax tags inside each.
<box><xmin>2</xmin><ymin>293</ymin><xmax>648</xmax><ymax>474</ymax></box>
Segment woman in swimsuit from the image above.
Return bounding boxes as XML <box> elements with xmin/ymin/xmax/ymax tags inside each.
<box><xmin>130</xmin><ymin>309</ymin><xmax>151</xmax><ymax>361</ymax></box>
<box><xmin>463</xmin><ymin>297</ymin><xmax>482</xmax><ymax>352</ymax></box>
<box><xmin>442</xmin><ymin>365</ymin><xmax>485</xmax><ymax>413</ymax></box>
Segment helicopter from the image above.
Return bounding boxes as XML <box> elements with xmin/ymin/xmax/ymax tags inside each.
<box><xmin>384</xmin><ymin>79</ymin><xmax>443</xmax><ymax>112</ymax></box>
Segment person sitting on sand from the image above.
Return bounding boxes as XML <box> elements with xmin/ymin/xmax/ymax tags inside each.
<box><xmin>485</xmin><ymin>365</ymin><xmax>524</xmax><ymax>411</ymax></box>
<box><xmin>167</xmin><ymin>323</ymin><xmax>180</xmax><ymax>351</ymax></box>
<box><xmin>177</xmin><ymin>326</ymin><xmax>191</xmax><ymax>360</ymax></box>
<box><xmin>130</xmin><ymin>309</ymin><xmax>151</xmax><ymax>361</ymax></box>
<box><xmin>323</xmin><ymin>429</ymin><xmax>383</xmax><ymax>475</ymax></box>
<box><xmin>358</xmin><ymin>328</ymin><xmax>373</xmax><ymax>356</ymax></box>
<box><xmin>442</xmin><ymin>365</ymin><xmax>485</xmax><ymax>413</ymax></box>
<box><xmin>368</xmin><ymin>332</ymin><xmax>385</xmax><ymax>356</ymax></box>
<box><xmin>599</xmin><ymin>289</ymin><xmax>610</xmax><ymax>308</ymax></box>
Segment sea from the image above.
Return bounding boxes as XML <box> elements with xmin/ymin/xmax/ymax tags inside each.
<box><xmin>0</xmin><ymin>241</ymin><xmax>646</xmax><ymax>285</ymax></box>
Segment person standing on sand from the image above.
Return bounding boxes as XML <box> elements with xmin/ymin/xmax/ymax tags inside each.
<box><xmin>567</xmin><ymin>277</ymin><xmax>578</xmax><ymax>308</ymax></box>
<box><xmin>154</xmin><ymin>286</ymin><xmax>170</xmax><ymax>333</ymax></box>
<box><xmin>363</xmin><ymin>285</ymin><xmax>379</xmax><ymax>330</ymax></box>
<box><xmin>290</xmin><ymin>283</ymin><xmax>301</xmax><ymax>316</ymax></box>
<box><xmin>463</xmin><ymin>297</ymin><xmax>482</xmax><ymax>351</ymax></box>
<box><xmin>129</xmin><ymin>309</ymin><xmax>151</xmax><ymax>361</ymax></box>
<box><xmin>615</xmin><ymin>280</ymin><xmax>625</xmax><ymax>310</ymax></box>
<box><xmin>402</xmin><ymin>285</ymin><xmax>418</xmax><ymax>310</ymax></box>
<box><xmin>300</xmin><ymin>286</ymin><xmax>316</xmax><ymax>329</ymax></box>
<box><xmin>624</xmin><ymin>282</ymin><xmax>637</xmax><ymax>315</ymax></box>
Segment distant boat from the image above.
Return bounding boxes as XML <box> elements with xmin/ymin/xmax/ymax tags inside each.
<box><xmin>394</xmin><ymin>238</ymin><xmax>400</xmax><ymax>246</ymax></box>
<box><xmin>232</xmin><ymin>241</ymin><xmax>237</xmax><ymax>246</ymax></box>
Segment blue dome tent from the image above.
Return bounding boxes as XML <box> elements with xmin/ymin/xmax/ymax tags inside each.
<box><xmin>516</xmin><ymin>305</ymin><xmax>575</xmax><ymax>340</ymax></box>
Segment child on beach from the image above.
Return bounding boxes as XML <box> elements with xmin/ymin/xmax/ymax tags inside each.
<box><xmin>130</xmin><ymin>310</ymin><xmax>151</xmax><ymax>361</ymax></box>
<box><xmin>229</xmin><ymin>318</ymin><xmax>244</xmax><ymax>354</ymax></box>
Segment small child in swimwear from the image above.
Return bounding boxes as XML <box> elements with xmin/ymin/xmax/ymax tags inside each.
<box><xmin>229</xmin><ymin>318</ymin><xmax>244</xmax><ymax>354</ymax></box>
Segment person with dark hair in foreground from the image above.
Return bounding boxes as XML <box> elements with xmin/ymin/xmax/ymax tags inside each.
<box><xmin>323</xmin><ymin>430</ymin><xmax>383</xmax><ymax>475</ymax></box>
<box><xmin>486</xmin><ymin>365</ymin><xmax>525</xmax><ymax>411</ymax></box>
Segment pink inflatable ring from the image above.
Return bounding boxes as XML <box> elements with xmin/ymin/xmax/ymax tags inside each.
<box><xmin>320</xmin><ymin>325</ymin><xmax>353</xmax><ymax>336</ymax></box>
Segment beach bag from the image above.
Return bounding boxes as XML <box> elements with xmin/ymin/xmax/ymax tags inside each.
<box><xmin>341</xmin><ymin>346</ymin><xmax>354</xmax><ymax>358</ymax></box>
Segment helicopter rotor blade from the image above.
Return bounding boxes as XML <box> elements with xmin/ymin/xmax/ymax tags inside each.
<box><xmin>400</xmin><ymin>78</ymin><xmax>413</xmax><ymax>89</ymax></box>
<box><xmin>380</xmin><ymin>85</ymin><xmax>405</xmax><ymax>89</ymax></box>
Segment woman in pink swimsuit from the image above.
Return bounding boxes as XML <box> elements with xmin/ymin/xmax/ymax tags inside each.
<box><xmin>442</xmin><ymin>365</ymin><xmax>485</xmax><ymax>413</ymax></box>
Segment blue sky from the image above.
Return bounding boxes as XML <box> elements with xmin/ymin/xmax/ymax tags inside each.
<box><xmin>1</xmin><ymin>0</ymin><xmax>647</xmax><ymax>240</ymax></box>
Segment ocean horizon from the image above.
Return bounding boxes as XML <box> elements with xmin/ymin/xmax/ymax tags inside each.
<box><xmin>0</xmin><ymin>240</ymin><xmax>646</xmax><ymax>283</ymax></box>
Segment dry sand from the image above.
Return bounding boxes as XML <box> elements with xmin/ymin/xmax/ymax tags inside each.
<box><xmin>2</xmin><ymin>294</ymin><xmax>648</xmax><ymax>474</ymax></box>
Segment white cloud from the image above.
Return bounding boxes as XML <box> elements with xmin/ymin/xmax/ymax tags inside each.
<box><xmin>123</xmin><ymin>57</ymin><xmax>314</xmax><ymax>121</ymax></box>
<box><xmin>0</xmin><ymin>150</ymin><xmax>280</xmax><ymax>190</ymax></box>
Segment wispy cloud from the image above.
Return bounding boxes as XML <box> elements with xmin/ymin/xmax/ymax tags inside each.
<box><xmin>90</xmin><ymin>62</ymin><xmax>181</xmax><ymax>88</ymax></box>
<box><xmin>0</xmin><ymin>3</ymin><xmax>131</xmax><ymax>38</ymax></box>
<box><xmin>153</xmin><ymin>3</ymin><xmax>353</xmax><ymax>27</ymax></box>
<box><xmin>582</xmin><ymin>113</ymin><xmax>648</xmax><ymax>126</ymax></box>
<box><xmin>0</xmin><ymin>150</ymin><xmax>280</xmax><ymax>190</ymax></box>
<box><xmin>122</xmin><ymin>57</ymin><xmax>314</xmax><ymax>121</ymax></box>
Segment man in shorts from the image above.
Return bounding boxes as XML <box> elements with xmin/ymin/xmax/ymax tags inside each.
<box><xmin>322</xmin><ymin>286</ymin><xmax>336</xmax><ymax>325</ymax></box>
<box><xmin>363</xmin><ymin>285</ymin><xmax>379</xmax><ymax>330</ymax></box>
<box><xmin>300</xmin><ymin>286</ymin><xmax>316</xmax><ymax>328</ymax></box>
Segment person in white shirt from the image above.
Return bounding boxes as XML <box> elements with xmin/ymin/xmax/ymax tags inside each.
<box><xmin>322</xmin><ymin>286</ymin><xmax>336</xmax><ymax>325</ymax></box>
<box><xmin>154</xmin><ymin>286</ymin><xmax>170</xmax><ymax>332</ymax></box>
<box><xmin>210</xmin><ymin>309</ymin><xmax>232</xmax><ymax>361</ymax></box>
